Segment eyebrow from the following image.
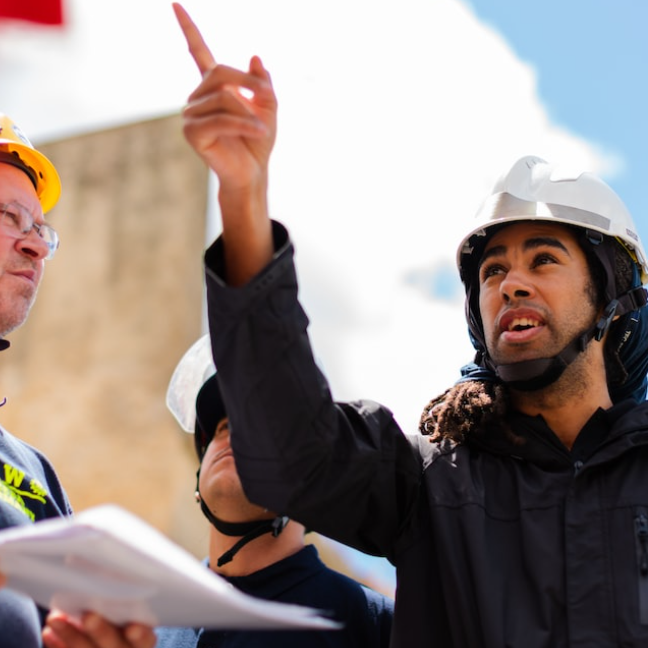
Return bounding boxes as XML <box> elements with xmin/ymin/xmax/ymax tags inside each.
<box><xmin>479</xmin><ymin>236</ymin><xmax>570</xmax><ymax>268</ymax></box>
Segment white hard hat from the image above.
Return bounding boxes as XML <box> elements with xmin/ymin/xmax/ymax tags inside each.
<box><xmin>457</xmin><ymin>155</ymin><xmax>648</xmax><ymax>284</ymax></box>
<box><xmin>166</xmin><ymin>334</ymin><xmax>215</xmax><ymax>435</ymax></box>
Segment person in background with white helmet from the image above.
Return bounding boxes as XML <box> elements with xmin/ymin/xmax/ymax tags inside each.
<box><xmin>156</xmin><ymin>335</ymin><xmax>394</xmax><ymax>648</ymax></box>
<box><xmin>174</xmin><ymin>4</ymin><xmax>648</xmax><ymax>647</ymax></box>
<box><xmin>0</xmin><ymin>114</ymin><xmax>155</xmax><ymax>648</ymax></box>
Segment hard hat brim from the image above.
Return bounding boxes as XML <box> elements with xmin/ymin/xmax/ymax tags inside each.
<box><xmin>0</xmin><ymin>139</ymin><xmax>61</xmax><ymax>214</ymax></box>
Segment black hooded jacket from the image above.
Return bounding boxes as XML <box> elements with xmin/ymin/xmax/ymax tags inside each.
<box><xmin>206</xmin><ymin>222</ymin><xmax>648</xmax><ymax>648</ymax></box>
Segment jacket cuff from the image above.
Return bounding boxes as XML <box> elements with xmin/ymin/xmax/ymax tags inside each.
<box><xmin>204</xmin><ymin>220</ymin><xmax>291</xmax><ymax>288</ymax></box>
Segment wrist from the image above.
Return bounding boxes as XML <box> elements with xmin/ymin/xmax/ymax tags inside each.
<box><xmin>218</xmin><ymin>174</ymin><xmax>269</xmax><ymax>221</ymax></box>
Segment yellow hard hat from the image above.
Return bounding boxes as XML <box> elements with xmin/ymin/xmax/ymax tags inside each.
<box><xmin>0</xmin><ymin>114</ymin><xmax>61</xmax><ymax>214</ymax></box>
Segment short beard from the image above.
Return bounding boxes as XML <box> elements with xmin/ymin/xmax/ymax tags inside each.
<box><xmin>0</xmin><ymin>296</ymin><xmax>36</xmax><ymax>338</ymax></box>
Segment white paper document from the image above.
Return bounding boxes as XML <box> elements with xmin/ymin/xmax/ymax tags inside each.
<box><xmin>0</xmin><ymin>504</ymin><xmax>339</xmax><ymax>630</ymax></box>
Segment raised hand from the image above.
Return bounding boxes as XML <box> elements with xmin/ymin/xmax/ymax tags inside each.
<box><xmin>173</xmin><ymin>3</ymin><xmax>277</xmax><ymax>194</ymax></box>
<box><xmin>173</xmin><ymin>2</ymin><xmax>276</xmax><ymax>285</ymax></box>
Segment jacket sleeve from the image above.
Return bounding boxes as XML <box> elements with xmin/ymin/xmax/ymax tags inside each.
<box><xmin>205</xmin><ymin>222</ymin><xmax>422</xmax><ymax>561</ymax></box>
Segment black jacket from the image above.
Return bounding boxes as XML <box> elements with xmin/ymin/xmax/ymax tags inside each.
<box><xmin>206</xmin><ymin>222</ymin><xmax>648</xmax><ymax>647</ymax></box>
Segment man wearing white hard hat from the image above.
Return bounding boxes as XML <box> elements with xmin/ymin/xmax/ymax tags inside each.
<box><xmin>174</xmin><ymin>5</ymin><xmax>648</xmax><ymax>647</ymax></box>
<box><xmin>0</xmin><ymin>114</ymin><xmax>155</xmax><ymax>648</ymax></box>
<box><xmin>157</xmin><ymin>335</ymin><xmax>393</xmax><ymax>647</ymax></box>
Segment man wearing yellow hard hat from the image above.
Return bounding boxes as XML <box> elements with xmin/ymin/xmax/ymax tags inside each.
<box><xmin>0</xmin><ymin>115</ymin><xmax>155</xmax><ymax>648</ymax></box>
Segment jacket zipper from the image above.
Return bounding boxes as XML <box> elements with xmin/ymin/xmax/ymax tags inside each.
<box><xmin>634</xmin><ymin>507</ymin><xmax>648</xmax><ymax>624</ymax></box>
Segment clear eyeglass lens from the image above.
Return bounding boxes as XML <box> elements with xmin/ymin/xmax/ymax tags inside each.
<box><xmin>0</xmin><ymin>202</ymin><xmax>59</xmax><ymax>260</ymax></box>
<box><xmin>34</xmin><ymin>223</ymin><xmax>59</xmax><ymax>258</ymax></box>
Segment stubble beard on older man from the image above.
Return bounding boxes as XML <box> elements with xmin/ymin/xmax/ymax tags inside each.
<box><xmin>0</xmin><ymin>280</ymin><xmax>39</xmax><ymax>338</ymax></box>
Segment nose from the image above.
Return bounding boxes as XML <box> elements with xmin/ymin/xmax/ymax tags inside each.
<box><xmin>500</xmin><ymin>268</ymin><xmax>534</xmax><ymax>303</ymax></box>
<box><xmin>16</xmin><ymin>229</ymin><xmax>49</xmax><ymax>261</ymax></box>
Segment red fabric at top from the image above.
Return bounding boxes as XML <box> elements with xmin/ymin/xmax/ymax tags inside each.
<box><xmin>0</xmin><ymin>0</ymin><xmax>64</xmax><ymax>25</ymax></box>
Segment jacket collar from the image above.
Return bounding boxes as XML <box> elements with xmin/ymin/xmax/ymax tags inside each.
<box><xmin>466</xmin><ymin>399</ymin><xmax>648</xmax><ymax>471</ymax></box>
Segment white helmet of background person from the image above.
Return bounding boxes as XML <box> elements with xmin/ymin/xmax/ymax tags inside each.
<box><xmin>166</xmin><ymin>335</ymin><xmax>288</xmax><ymax>568</ymax></box>
<box><xmin>166</xmin><ymin>334</ymin><xmax>221</xmax><ymax>456</ymax></box>
<box><xmin>456</xmin><ymin>155</ymin><xmax>648</xmax><ymax>392</ymax></box>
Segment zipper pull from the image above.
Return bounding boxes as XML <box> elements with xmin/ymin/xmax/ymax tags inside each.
<box><xmin>573</xmin><ymin>460</ymin><xmax>584</xmax><ymax>476</ymax></box>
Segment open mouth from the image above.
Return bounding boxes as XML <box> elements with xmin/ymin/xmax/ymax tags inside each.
<box><xmin>507</xmin><ymin>317</ymin><xmax>541</xmax><ymax>332</ymax></box>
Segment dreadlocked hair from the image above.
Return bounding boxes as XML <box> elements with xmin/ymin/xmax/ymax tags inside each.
<box><xmin>419</xmin><ymin>379</ymin><xmax>514</xmax><ymax>444</ymax></box>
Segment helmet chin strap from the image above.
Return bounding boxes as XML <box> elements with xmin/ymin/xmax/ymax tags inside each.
<box><xmin>195</xmin><ymin>479</ymin><xmax>289</xmax><ymax>567</ymax></box>
<box><xmin>491</xmin><ymin>333</ymin><xmax>593</xmax><ymax>392</ymax></box>
<box><xmin>489</xmin><ymin>287</ymin><xmax>648</xmax><ymax>391</ymax></box>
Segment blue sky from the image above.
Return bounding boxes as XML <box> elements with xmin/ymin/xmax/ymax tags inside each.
<box><xmin>466</xmin><ymin>0</ymin><xmax>648</xmax><ymax>242</ymax></box>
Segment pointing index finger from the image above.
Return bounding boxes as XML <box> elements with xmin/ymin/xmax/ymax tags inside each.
<box><xmin>172</xmin><ymin>3</ymin><xmax>216</xmax><ymax>76</ymax></box>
